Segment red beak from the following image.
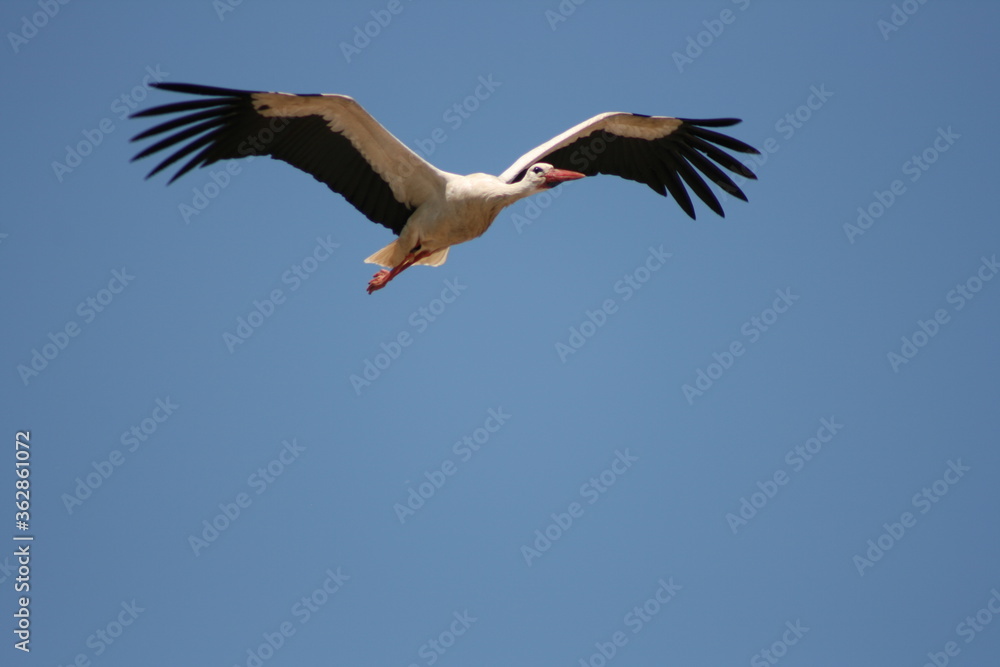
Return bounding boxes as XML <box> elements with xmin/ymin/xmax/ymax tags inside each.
<box><xmin>543</xmin><ymin>168</ymin><xmax>586</xmax><ymax>187</ymax></box>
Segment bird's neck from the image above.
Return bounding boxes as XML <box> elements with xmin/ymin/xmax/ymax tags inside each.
<box><xmin>493</xmin><ymin>178</ymin><xmax>542</xmax><ymax>206</ymax></box>
<box><xmin>452</xmin><ymin>173</ymin><xmax>541</xmax><ymax>213</ymax></box>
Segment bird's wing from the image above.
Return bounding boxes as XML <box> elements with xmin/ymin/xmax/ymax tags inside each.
<box><xmin>498</xmin><ymin>112</ymin><xmax>759</xmax><ymax>219</ymax></box>
<box><xmin>131</xmin><ymin>83</ymin><xmax>448</xmax><ymax>235</ymax></box>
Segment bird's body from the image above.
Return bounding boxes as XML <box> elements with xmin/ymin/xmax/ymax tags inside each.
<box><xmin>131</xmin><ymin>83</ymin><xmax>759</xmax><ymax>292</ymax></box>
<box><xmin>371</xmin><ymin>172</ymin><xmax>557</xmax><ymax>265</ymax></box>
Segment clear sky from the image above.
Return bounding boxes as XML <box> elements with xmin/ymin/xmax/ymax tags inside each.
<box><xmin>3</xmin><ymin>1</ymin><xmax>999</xmax><ymax>665</ymax></box>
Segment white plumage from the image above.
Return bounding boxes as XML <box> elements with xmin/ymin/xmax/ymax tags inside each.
<box><xmin>132</xmin><ymin>83</ymin><xmax>759</xmax><ymax>293</ymax></box>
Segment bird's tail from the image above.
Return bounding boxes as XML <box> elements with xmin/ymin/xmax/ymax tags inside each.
<box><xmin>363</xmin><ymin>242</ymin><xmax>400</xmax><ymax>267</ymax></box>
<box><xmin>417</xmin><ymin>248</ymin><xmax>449</xmax><ymax>267</ymax></box>
<box><xmin>364</xmin><ymin>241</ymin><xmax>449</xmax><ymax>267</ymax></box>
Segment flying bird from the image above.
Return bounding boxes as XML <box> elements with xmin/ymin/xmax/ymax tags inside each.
<box><xmin>131</xmin><ymin>83</ymin><xmax>759</xmax><ymax>293</ymax></box>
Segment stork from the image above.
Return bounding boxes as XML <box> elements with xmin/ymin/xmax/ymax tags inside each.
<box><xmin>131</xmin><ymin>83</ymin><xmax>759</xmax><ymax>293</ymax></box>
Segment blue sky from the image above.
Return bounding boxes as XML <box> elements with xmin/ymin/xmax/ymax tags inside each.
<box><xmin>3</xmin><ymin>1</ymin><xmax>999</xmax><ymax>665</ymax></box>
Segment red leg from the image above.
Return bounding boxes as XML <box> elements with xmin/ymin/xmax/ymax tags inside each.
<box><xmin>367</xmin><ymin>249</ymin><xmax>433</xmax><ymax>294</ymax></box>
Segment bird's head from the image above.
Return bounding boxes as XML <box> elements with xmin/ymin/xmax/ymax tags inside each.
<box><xmin>525</xmin><ymin>163</ymin><xmax>586</xmax><ymax>190</ymax></box>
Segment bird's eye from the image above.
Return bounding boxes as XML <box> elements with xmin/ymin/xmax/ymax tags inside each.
<box><xmin>531</xmin><ymin>166</ymin><xmax>543</xmax><ymax>175</ymax></box>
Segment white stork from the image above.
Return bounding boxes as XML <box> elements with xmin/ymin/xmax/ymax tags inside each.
<box><xmin>131</xmin><ymin>83</ymin><xmax>759</xmax><ymax>293</ymax></box>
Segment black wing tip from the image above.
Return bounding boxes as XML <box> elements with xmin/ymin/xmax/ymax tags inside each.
<box><xmin>129</xmin><ymin>107</ymin><xmax>159</xmax><ymax>119</ymax></box>
<box><xmin>679</xmin><ymin>118</ymin><xmax>761</xmax><ymax>156</ymax></box>
<box><xmin>129</xmin><ymin>83</ymin><xmax>253</xmax><ymax>119</ymax></box>
<box><xmin>677</xmin><ymin>117</ymin><xmax>742</xmax><ymax>128</ymax></box>
<box><xmin>730</xmin><ymin>187</ymin><xmax>750</xmax><ymax>202</ymax></box>
<box><xmin>130</xmin><ymin>82</ymin><xmax>256</xmax><ymax>179</ymax></box>
<box><xmin>149</xmin><ymin>81</ymin><xmax>254</xmax><ymax>97</ymax></box>
<box><xmin>667</xmin><ymin>118</ymin><xmax>760</xmax><ymax>216</ymax></box>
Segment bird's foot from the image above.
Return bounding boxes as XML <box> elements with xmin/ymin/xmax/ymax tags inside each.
<box><xmin>367</xmin><ymin>270</ymin><xmax>392</xmax><ymax>294</ymax></box>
